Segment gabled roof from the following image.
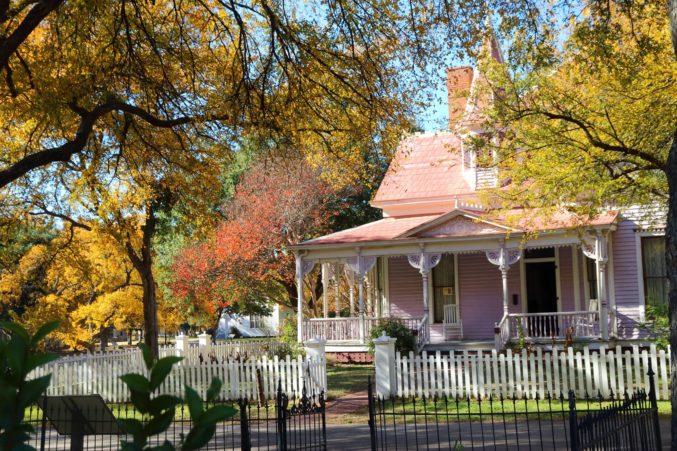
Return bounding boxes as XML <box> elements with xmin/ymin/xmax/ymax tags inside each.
<box><xmin>372</xmin><ymin>133</ymin><xmax>472</xmax><ymax>206</ymax></box>
<box><xmin>296</xmin><ymin>208</ymin><xmax>620</xmax><ymax>248</ymax></box>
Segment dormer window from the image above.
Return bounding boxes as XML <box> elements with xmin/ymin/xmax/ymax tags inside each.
<box><xmin>461</xmin><ymin>132</ymin><xmax>498</xmax><ymax>189</ymax></box>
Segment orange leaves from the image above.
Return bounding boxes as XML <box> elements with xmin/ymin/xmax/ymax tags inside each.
<box><xmin>172</xmin><ymin>158</ymin><xmax>338</xmax><ymax>314</ymax></box>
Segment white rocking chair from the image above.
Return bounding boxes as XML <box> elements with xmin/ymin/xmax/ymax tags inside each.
<box><xmin>443</xmin><ymin>304</ymin><xmax>463</xmax><ymax>340</ymax></box>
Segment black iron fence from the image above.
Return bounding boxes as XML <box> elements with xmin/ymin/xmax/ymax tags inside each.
<box><xmin>27</xmin><ymin>386</ymin><xmax>326</xmax><ymax>450</ymax></box>
<box><xmin>368</xmin><ymin>366</ymin><xmax>662</xmax><ymax>450</ymax></box>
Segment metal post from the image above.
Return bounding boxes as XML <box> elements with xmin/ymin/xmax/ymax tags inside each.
<box><xmin>568</xmin><ymin>390</ymin><xmax>579</xmax><ymax>451</ymax></box>
<box><xmin>647</xmin><ymin>361</ymin><xmax>662</xmax><ymax>448</ymax></box>
<box><xmin>367</xmin><ymin>376</ymin><xmax>377</xmax><ymax>451</ymax></box>
<box><xmin>276</xmin><ymin>380</ymin><xmax>287</xmax><ymax>451</ymax></box>
<box><xmin>239</xmin><ymin>399</ymin><xmax>251</xmax><ymax>451</ymax></box>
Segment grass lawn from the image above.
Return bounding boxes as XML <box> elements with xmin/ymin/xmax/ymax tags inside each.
<box><xmin>325</xmin><ymin>363</ymin><xmax>374</xmax><ymax>399</ymax></box>
<box><xmin>372</xmin><ymin>397</ymin><xmax>672</xmax><ymax>421</ymax></box>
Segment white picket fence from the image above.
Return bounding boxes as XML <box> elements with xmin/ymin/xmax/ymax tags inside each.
<box><xmin>393</xmin><ymin>345</ymin><xmax>670</xmax><ymax>400</ymax></box>
<box><xmin>31</xmin><ymin>354</ymin><xmax>326</xmax><ymax>403</ymax></box>
<box><xmin>167</xmin><ymin>340</ymin><xmax>288</xmax><ymax>363</ymax></box>
<box><xmin>46</xmin><ymin>339</ymin><xmax>287</xmax><ymax>367</ymax></box>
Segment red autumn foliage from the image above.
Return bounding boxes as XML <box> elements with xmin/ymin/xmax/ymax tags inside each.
<box><xmin>172</xmin><ymin>159</ymin><xmax>339</xmax><ymax>316</ymax></box>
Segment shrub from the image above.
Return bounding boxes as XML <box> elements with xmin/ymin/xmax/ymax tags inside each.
<box><xmin>0</xmin><ymin>321</ymin><xmax>60</xmax><ymax>451</ymax></box>
<box><xmin>278</xmin><ymin>315</ymin><xmax>303</xmax><ymax>357</ymax></box>
<box><xmin>368</xmin><ymin>319</ymin><xmax>416</xmax><ymax>355</ymax></box>
<box><xmin>118</xmin><ymin>343</ymin><xmax>237</xmax><ymax>450</ymax></box>
<box><xmin>641</xmin><ymin>304</ymin><xmax>669</xmax><ymax>350</ymax></box>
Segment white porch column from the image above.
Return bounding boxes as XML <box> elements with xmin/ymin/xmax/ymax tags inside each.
<box><xmin>407</xmin><ymin>252</ymin><xmax>442</xmax><ymax>344</ymax></box>
<box><xmin>596</xmin><ymin>231</ymin><xmax>610</xmax><ymax>340</ymax></box>
<box><xmin>486</xmin><ymin>242</ymin><xmax>521</xmax><ymax>316</ymax></box>
<box><xmin>358</xmin><ymin>256</ymin><xmax>366</xmax><ymax>342</ymax></box>
<box><xmin>296</xmin><ymin>254</ymin><xmax>304</xmax><ymax>343</ymax></box>
<box><xmin>295</xmin><ymin>254</ymin><xmax>316</xmax><ymax>343</ymax></box>
<box><xmin>322</xmin><ymin>263</ymin><xmax>330</xmax><ymax>318</ymax></box>
<box><xmin>334</xmin><ymin>262</ymin><xmax>340</xmax><ymax>317</ymax></box>
<box><xmin>582</xmin><ymin>231</ymin><xmax>610</xmax><ymax>340</ymax></box>
<box><xmin>345</xmin><ymin>254</ymin><xmax>377</xmax><ymax>343</ymax></box>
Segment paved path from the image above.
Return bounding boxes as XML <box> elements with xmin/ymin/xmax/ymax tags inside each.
<box><xmin>326</xmin><ymin>389</ymin><xmax>369</xmax><ymax>418</ymax></box>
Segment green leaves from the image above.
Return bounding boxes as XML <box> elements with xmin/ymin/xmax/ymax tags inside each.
<box><xmin>0</xmin><ymin>321</ymin><xmax>58</xmax><ymax>450</ymax></box>
<box><xmin>120</xmin><ymin>374</ymin><xmax>151</xmax><ymax>394</ymax></box>
<box><xmin>119</xmin><ymin>353</ymin><xmax>236</xmax><ymax>451</ymax></box>
<box><xmin>184</xmin><ymin>386</ymin><xmax>203</xmax><ymax>422</ymax></box>
<box><xmin>150</xmin><ymin>357</ymin><xmax>182</xmax><ymax>391</ymax></box>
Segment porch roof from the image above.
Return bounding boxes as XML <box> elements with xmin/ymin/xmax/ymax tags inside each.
<box><xmin>296</xmin><ymin>208</ymin><xmax>619</xmax><ymax>248</ymax></box>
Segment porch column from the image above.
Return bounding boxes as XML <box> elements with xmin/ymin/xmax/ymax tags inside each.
<box><xmin>296</xmin><ymin>254</ymin><xmax>304</xmax><ymax>343</ymax></box>
<box><xmin>358</xmin><ymin>256</ymin><xmax>366</xmax><ymax>342</ymax></box>
<box><xmin>582</xmin><ymin>232</ymin><xmax>610</xmax><ymax>340</ymax></box>
<box><xmin>407</xmin><ymin>252</ymin><xmax>442</xmax><ymax>344</ymax></box>
<box><xmin>295</xmin><ymin>254</ymin><xmax>316</xmax><ymax>343</ymax></box>
<box><xmin>322</xmin><ymin>263</ymin><xmax>330</xmax><ymax>318</ymax></box>
<box><xmin>334</xmin><ymin>262</ymin><xmax>340</xmax><ymax>317</ymax></box>
<box><xmin>345</xmin><ymin>254</ymin><xmax>377</xmax><ymax>343</ymax></box>
<box><xmin>486</xmin><ymin>242</ymin><xmax>521</xmax><ymax>316</ymax></box>
<box><xmin>596</xmin><ymin>231</ymin><xmax>610</xmax><ymax>340</ymax></box>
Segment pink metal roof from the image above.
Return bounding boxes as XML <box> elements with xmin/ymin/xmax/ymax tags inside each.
<box><xmin>372</xmin><ymin>133</ymin><xmax>472</xmax><ymax>205</ymax></box>
<box><xmin>298</xmin><ymin>209</ymin><xmax>619</xmax><ymax>247</ymax></box>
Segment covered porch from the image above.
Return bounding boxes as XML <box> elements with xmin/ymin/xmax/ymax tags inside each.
<box><xmin>291</xmin><ymin>207</ymin><xmax>618</xmax><ymax>352</ymax></box>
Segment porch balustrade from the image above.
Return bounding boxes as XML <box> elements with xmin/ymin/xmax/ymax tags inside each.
<box><xmin>495</xmin><ymin>311</ymin><xmax>603</xmax><ymax>349</ymax></box>
<box><xmin>302</xmin><ymin>316</ymin><xmax>423</xmax><ymax>343</ymax></box>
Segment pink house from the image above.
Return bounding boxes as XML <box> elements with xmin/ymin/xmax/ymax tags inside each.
<box><xmin>290</xmin><ymin>42</ymin><xmax>667</xmax><ymax>353</ymax></box>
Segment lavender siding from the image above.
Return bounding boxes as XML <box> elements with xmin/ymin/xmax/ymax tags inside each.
<box><xmin>457</xmin><ymin>252</ymin><xmax>519</xmax><ymax>340</ymax></box>
<box><xmin>387</xmin><ymin>256</ymin><xmax>424</xmax><ymax>318</ymax></box>
<box><xmin>558</xmin><ymin>247</ymin><xmax>576</xmax><ymax>311</ymax></box>
<box><xmin>612</xmin><ymin>218</ymin><xmax>644</xmax><ymax>338</ymax></box>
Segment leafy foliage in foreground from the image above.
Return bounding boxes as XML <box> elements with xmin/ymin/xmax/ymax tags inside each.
<box><xmin>118</xmin><ymin>344</ymin><xmax>236</xmax><ymax>451</ymax></box>
<box><xmin>0</xmin><ymin>321</ymin><xmax>59</xmax><ymax>451</ymax></box>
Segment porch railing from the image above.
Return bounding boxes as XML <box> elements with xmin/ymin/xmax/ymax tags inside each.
<box><xmin>303</xmin><ymin>317</ymin><xmax>362</xmax><ymax>342</ymax></box>
<box><xmin>416</xmin><ymin>314</ymin><xmax>429</xmax><ymax>353</ymax></box>
<box><xmin>494</xmin><ymin>313</ymin><xmax>510</xmax><ymax>350</ymax></box>
<box><xmin>302</xmin><ymin>316</ymin><xmax>424</xmax><ymax>344</ymax></box>
<box><xmin>494</xmin><ymin>310</ymin><xmax>601</xmax><ymax>349</ymax></box>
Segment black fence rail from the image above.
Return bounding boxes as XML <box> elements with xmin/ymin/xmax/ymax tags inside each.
<box><xmin>368</xmin><ymin>365</ymin><xmax>662</xmax><ymax>450</ymax></box>
<box><xmin>26</xmin><ymin>385</ymin><xmax>326</xmax><ymax>450</ymax></box>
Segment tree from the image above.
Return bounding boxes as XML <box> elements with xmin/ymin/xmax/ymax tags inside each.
<box><xmin>0</xmin><ymin>0</ymin><xmax>444</xmax><ymax>355</ymax></box>
<box><xmin>477</xmin><ymin>0</ymin><xmax>677</xmax><ymax>445</ymax></box>
<box><xmin>0</xmin><ymin>226</ymin><xmax>146</xmax><ymax>350</ymax></box>
<box><xmin>172</xmin><ymin>157</ymin><xmax>344</xmax><ymax>328</ymax></box>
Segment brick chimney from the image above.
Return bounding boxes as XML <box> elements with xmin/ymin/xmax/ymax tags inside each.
<box><xmin>446</xmin><ymin>67</ymin><xmax>474</xmax><ymax>130</ymax></box>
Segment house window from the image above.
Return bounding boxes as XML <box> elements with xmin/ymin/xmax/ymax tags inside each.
<box><xmin>432</xmin><ymin>254</ymin><xmax>455</xmax><ymax>323</ymax></box>
<box><xmin>641</xmin><ymin>236</ymin><xmax>668</xmax><ymax>308</ymax></box>
<box><xmin>585</xmin><ymin>258</ymin><xmax>598</xmax><ymax>301</ymax></box>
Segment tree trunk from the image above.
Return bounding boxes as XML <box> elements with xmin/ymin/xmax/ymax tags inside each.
<box><xmin>665</xmin><ymin>3</ymin><xmax>677</xmax><ymax>447</ymax></box>
<box><xmin>99</xmin><ymin>326</ymin><xmax>108</xmax><ymax>351</ymax></box>
<box><xmin>140</xmin><ymin>263</ymin><xmax>159</xmax><ymax>357</ymax></box>
<box><xmin>125</xmin><ymin>198</ymin><xmax>160</xmax><ymax>357</ymax></box>
<box><xmin>667</xmin><ymin>129</ymin><xmax>677</xmax><ymax>451</ymax></box>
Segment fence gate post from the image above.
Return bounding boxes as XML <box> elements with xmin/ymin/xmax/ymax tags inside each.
<box><xmin>276</xmin><ymin>380</ymin><xmax>287</xmax><ymax>451</ymax></box>
<box><xmin>374</xmin><ymin>333</ymin><xmax>397</xmax><ymax>397</ymax></box>
<box><xmin>568</xmin><ymin>390</ymin><xmax>579</xmax><ymax>451</ymax></box>
<box><xmin>239</xmin><ymin>399</ymin><xmax>251</xmax><ymax>451</ymax></box>
<box><xmin>647</xmin><ymin>361</ymin><xmax>662</xmax><ymax>448</ymax></box>
<box><xmin>367</xmin><ymin>376</ymin><xmax>377</xmax><ymax>451</ymax></box>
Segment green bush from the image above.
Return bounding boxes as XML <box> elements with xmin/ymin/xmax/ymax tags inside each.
<box><xmin>119</xmin><ymin>343</ymin><xmax>236</xmax><ymax>450</ymax></box>
<box><xmin>642</xmin><ymin>304</ymin><xmax>669</xmax><ymax>350</ymax></box>
<box><xmin>368</xmin><ymin>319</ymin><xmax>416</xmax><ymax>355</ymax></box>
<box><xmin>278</xmin><ymin>315</ymin><xmax>303</xmax><ymax>357</ymax></box>
<box><xmin>0</xmin><ymin>321</ymin><xmax>60</xmax><ymax>451</ymax></box>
